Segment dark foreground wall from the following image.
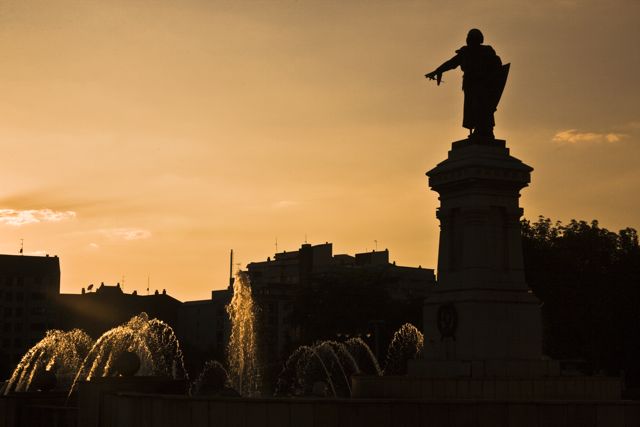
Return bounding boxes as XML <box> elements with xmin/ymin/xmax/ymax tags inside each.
<box><xmin>100</xmin><ymin>393</ymin><xmax>640</xmax><ymax>427</ymax></box>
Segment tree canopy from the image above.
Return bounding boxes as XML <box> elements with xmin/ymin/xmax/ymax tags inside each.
<box><xmin>521</xmin><ymin>217</ymin><xmax>640</xmax><ymax>384</ymax></box>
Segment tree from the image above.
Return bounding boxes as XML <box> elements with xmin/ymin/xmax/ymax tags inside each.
<box><xmin>521</xmin><ymin>217</ymin><xmax>640</xmax><ymax>384</ymax></box>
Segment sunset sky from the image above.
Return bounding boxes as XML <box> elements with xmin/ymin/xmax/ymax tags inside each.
<box><xmin>0</xmin><ymin>0</ymin><xmax>638</xmax><ymax>301</ymax></box>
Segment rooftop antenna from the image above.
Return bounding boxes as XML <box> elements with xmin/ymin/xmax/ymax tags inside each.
<box><xmin>19</xmin><ymin>239</ymin><xmax>23</xmax><ymax>255</ymax></box>
<box><xmin>229</xmin><ymin>249</ymin><xmax>235</xmax><ymax>288</ymax></box>
<box><xmin>121</xmin><ymin>274</ymin><xmax>125</xmax><ymax>291</ymax></box>
<box><xmin>304</xmin><ymin>234</ymin><xmax>308</xmax><ymax>244</ymax></box>
<box><xmin>147</xmin><ymin>274</ymin><xmax>150</xmax><ymax>295</ymax></box>
<box><xmin>374</xmin><ymin>240</ymin><xmax>378</xmax><ymax>251</ymax></box>
<box><xmin>275</xmin><ymin>237</ymin><xmax>278</xmax><ymax>253</ymax></box>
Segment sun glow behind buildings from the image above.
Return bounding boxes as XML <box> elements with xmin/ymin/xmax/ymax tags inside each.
<box><xmin>0</xmin><ymin>0</ymin><xmax>638</xmax><ymax>300</ymax></box>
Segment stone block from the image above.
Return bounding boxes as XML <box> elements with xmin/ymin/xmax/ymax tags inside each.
<box><xmin>483</xmin><ymin>379</ymin><xmax>496</xmax><ymax>399</ymax></box>
<box><xmin>507</xmin><ymin>403</ymin><xmax>538</xmax><ymax>427</ymax></box>
<box><xmin>208</xmin><ymin>400</ymin><xmax>228</xmax><ymax>426</ymax></box>
<box><xmin>445</xmin><ymin>380</ymin><xmax>458</xmax><ymax>398</ymax></box>
<box><xmin>520</xmin><ymin>380</ymin><xmax>533</xmax><ymax>400</ymax></box>
<box><xmin>290</xmin><ymin>402</ymin><xmax>313</xmax><ymax>427</ymax></box>
<box><xmin>189</xmin><ymin>400</ymin><xmax>209</xmax><ymax>427</ymax></box>
<box><xmin>506</xmin><ymin>380</ymin><xmax>523</xmax><ymax>400</ymax></box>
<box><xmin>314</xmin><ymin>402</ymin><xmax>339</xmax><ymax>427</ymax></box>
<box><xmin>337</xmin><ymin>402</ymin><xmax>359</xmax><ymax>427</ymax></box>
<box><xmin>543</xmin><ymin>379</ymin><xmax>558</xmax><ymax>399</ymax></box>
<box><xmin>538</xmin><ymin>403</ymin><xmax>567</xmax><ymax>427</ymax></box>
<box><xmin>477</xmin><ymin>403</ymin><xmax>507</xmax><ymax>427</ymax></box>
<box><xmin>596</xmin><ymin>404</ymin><xmax>624</xmax><ymax>427</ymax></box>
<box><xmin>167</xmin><ymin>398</ymin><xmax>188</xmax><ymax>427</ymax></box>
<box><xmin>421</xmin><ymin>402</ymin><xmax>450</xmax><ymax>427</ymax></box>
<box><xmin>245</xmin><ymin>402</ymin><xmax>267</xmax><ymax>427</ymax></box>
<box><xmin>450</xmin><ymin>402</ymin><xmax>475</xmax><ymax>427</ymax></box>
<box><xmin>355</xmin><ymin>401</ymin><xmax>391</xmax><ymax>427</ymax></box>
<box><xmin>138</xmin><ymin>397</ymin><xmax>154</xmax><ymax>427</ymax></box>
<box><xmin>469</xmin><ymin>380</ymin><xmax>483</xmax><ymax>399</ymax></box>
<box><xmin>151</xmin><ymin>396</ymin><xmax>166</xmax><ymax>427</ymax></box>
<box><xmin>226</xmin><ymin>400</ymin><xmax>246</xmax><ymax>427</ymax></box>
<box><xmin>267</xmin><ymin>402</ymin><xmax>290</xmax><ymax>427</ymax></box>
<box><xmin>566</xmin><ymin>403</ymin><xmax>596</xmax><ymax>427</ymax></box>
<box><xmin>623</xmin><ymin>404</ymin><xmax>640</xmax><ymax>427</ymax></box>
<box><xmin>433</xmin><ymin>379</ymin><xmax>446</xmax><ymax>398</ymax></box>
<box><xmin>495</xmin><ymin>380</ymin><xmax>509</xmax><ymax>399</ymax></box>
<box><xmin>456</xmin><ymin>379</ymin><xmax>470</xmax><ymax>398</ymax></box>
<box><xmin>114</xmin><ymin>394</ymin><xmax>136</xmax><ymax>427</ymax></box>
<box><xmin>390</xmin><ymin>402</ymin><xmax>422</xmax><ymax>427</ymax></box>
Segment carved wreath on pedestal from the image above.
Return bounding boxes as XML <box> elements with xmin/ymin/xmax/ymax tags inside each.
<box><xmin>437</xmin><ymin>303</ymin><xmax>458</xmax><ymax>341</ymax></box>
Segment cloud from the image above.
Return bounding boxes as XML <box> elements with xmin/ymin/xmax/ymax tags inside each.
<box><xmin>87</xmin><ymin>242</ymin><xmax>100</xmax><ymax>250</ymax></box>
<box><xmin>625</xmin><ymin>121</ymin><xmax>640</xmax><ymax>130</ymax></box>
<box><xmin>0</xmin><ymin>209</ymin><xmax>76</xmax><ymax>226</ymax></box>
<box><xmin>100</xmin><ymin>228</ymin><xmax>152</xmax><ymax>241</ymax></box>
<box><xmin>552</xmin><ymin>129</ymin><xmax>626</xmax><ymax>144</ymax></box>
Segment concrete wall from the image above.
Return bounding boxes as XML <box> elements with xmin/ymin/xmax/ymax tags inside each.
<box><xmin>100</xmin><ymin>393</ymin><xmax>640</xmax><ymax>427</ymax></box>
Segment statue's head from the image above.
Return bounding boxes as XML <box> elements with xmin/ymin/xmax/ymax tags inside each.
<box><xmin>466</xmin><ymin>29</ymin><xmax>484</xmax><ymax>46</ymax></box>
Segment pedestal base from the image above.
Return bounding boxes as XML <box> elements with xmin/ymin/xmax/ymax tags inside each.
<box><xmin>423</xmin><ymin>289</ymin><xmax>542</xmax><ymax>361</ymax></box>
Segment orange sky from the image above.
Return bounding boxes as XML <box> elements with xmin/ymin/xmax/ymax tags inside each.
<box><xmin>0</xmin><ymin>0</ymin><xmax>638</xmax><ymax>301</ymax></box>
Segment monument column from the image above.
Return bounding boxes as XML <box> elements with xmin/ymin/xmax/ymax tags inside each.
<box><xmin>420</xmin><ymin>137</ymin><xmax>543</xmax><ymax>368</ymax></box>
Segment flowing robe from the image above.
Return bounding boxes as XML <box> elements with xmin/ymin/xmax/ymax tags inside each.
<box><xmin>434</xmin><ymin>45</ymin><xmax>502</xmax><ymax>133</ymax></box>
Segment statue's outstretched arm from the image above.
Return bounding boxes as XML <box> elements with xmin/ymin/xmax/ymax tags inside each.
<box><xmin>425</xmin><ymin>55</ymin><xmax>460</xmax><ymax>85</ymax></box>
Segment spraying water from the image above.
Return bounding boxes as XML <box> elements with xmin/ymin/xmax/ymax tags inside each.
<box><xmin>226</xmin><ymin>271</ymin><xmax>260</xmax><ymax>396</ymax></box>
<box><xmin>383</xmin><ymin>323</ymin><xmax>424</xmax><ymax>375</ymax></box>
<box><xmin>276</xmin><ymin>339</ymin><xmax>368</xmax><ymax>397</ymax></box>
<box><xmin>190</xmin><ymin>360</ymin><xmax>230</xmax><ymax>396</ymax></box>
<box><xmin>69</xmin><ymin>313</ymin><xmax>187</xmax><ymax>396</ymax></box>
<box><xmin>345</xmin><ymin>337</ymin><xmax>382</xmax><ymax>376</ymax></box>
<box><xmin>4</xmin><ymin>329</ymin><xmax>93</xmax><ymax>394</ymax></box>
<box><xmin>277</xmin><ymin>324</ymin><xmax>423</xmax><ymax>396</ymax></box>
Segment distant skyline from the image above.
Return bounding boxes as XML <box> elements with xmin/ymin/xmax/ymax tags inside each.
<box><xmin>0</xmin><ymin>0</ymin><xmax>638</xmax><ymax>301</ymax></box>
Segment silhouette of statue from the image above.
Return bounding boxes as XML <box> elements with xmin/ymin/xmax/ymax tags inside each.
<box><xmin>425</xmin><ymin>29</ymin><xmax>509</xmax><ymax>139</ymax></box>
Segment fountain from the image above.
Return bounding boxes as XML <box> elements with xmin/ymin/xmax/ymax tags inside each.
<box><xmin>225</xmin><ymin>271</ymin><xmax>260</xmax><ymax>396</ymax></box>
<box><xmin>190</xmin><ymin>360</ymin><xmax>238</xmax><ymax>396</ymax></box>
<box><xmin>69</xmin><ymin>312</ymin><xmax>187</xmax><ymax>396</ymax></box>
<box><xmin>382</xmin><ymin>323</ymin><xmax>423</xmax><ymax>375</ymax></box>
<box><xmin>276</xmin><ymin>324</ymin><xmax>421</xmax><ymax>397</ymax></box>
<box><xmin>3</xmin><ymin>329</ymin><xmax>93</xmax><ymax>394</ymax></box>
<box><xmin>344</xmin><ymin>337</ymin><xmax>382</xmax><ymax>376</ymax></box>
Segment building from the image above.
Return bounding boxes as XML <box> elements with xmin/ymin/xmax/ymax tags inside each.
<box><xmin>55</xmin><ymin>283</ymin><xmax>181</xmax><ymax>339</ymax></box>
<box><xmin>246</xmin><ymin>242</ymin><xmax>436</xmax><ymax>383</ymax></box>
<box><xmin>176</xmin><ymin>289</ymin><xmax>232</xmax><ymax>374</ymax></box>
<box><xmin>0</xmin><ymin>254</ymin><xmax>60</xmax><ymax>376</ymax></box>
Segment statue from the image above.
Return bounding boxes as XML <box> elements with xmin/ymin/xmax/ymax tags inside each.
<box><xmin>425</xmin><ymin>29</ymin><xmax>509</xmax><ymax>140</ymax></box>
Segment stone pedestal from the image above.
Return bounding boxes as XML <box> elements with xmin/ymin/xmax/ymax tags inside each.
<box><xmin>351</xmin><ymin>137</ymin><xmax>621</xmax><ymax>401</ymax></box>
<box><xmin>420</xmin><ymin>138</ymin><xmax>542</xmax><ymax>365</ymax></box>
